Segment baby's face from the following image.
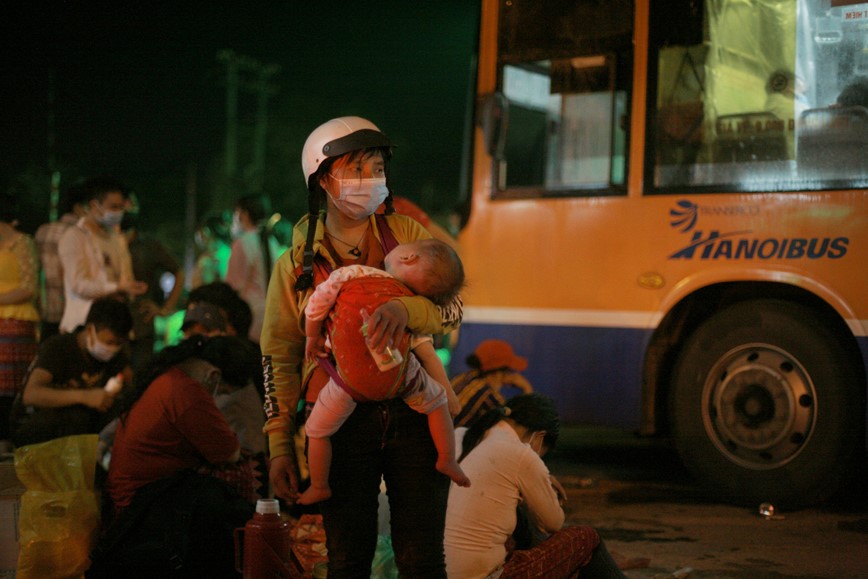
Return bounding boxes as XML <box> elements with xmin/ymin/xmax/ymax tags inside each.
<box><xmin>384</xmin><ymin>241</ymin><xmax>431</xmax><ymax>294</ymax></box>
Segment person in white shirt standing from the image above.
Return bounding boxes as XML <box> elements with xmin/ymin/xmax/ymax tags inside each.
<box><xmin>57</xmin><ymin>176</ymin><xmax>147</xmax><ymax>333</ymax></box>
<box><xmin>225</xmin><ymin>193</ymin><xmax>285</xmax><ymax>344</ymax></box>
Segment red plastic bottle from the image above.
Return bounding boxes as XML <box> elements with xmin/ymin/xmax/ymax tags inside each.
<box><xmin>235</xmin><ymin>498</ymin><xmax>294</xmax><ymax>578</ymax></box>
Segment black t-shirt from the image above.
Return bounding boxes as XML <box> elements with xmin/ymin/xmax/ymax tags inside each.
<box><xmin>9</xmin><ymin>329</ymin><xmax>128</xmax><ymax>446</ymax></box>
<box><xmin>31</xmin><ymin>330</ymin><xmax>127</xmax><ymax>390</ymax></box>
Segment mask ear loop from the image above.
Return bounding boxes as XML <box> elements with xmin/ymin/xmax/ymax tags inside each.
<box><xmin>210</xmin><ymin>369</ymin><xmax>223</xmax><ymax>397</ymax></box>
<box><xmin>531</xmin><ymin>432</ymin><xmax>542</xmax><ymax>454</ymax></box>
<box><xmin>382</xmin><ymin>147</ymin><xmax>395</xmax><ymax>215</ymax></box>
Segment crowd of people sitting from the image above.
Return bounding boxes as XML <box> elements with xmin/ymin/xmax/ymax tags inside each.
<box><xmin>1</xmin><ymin>177</ymin><xmax>285</xmax><ymax>577</ymax></box>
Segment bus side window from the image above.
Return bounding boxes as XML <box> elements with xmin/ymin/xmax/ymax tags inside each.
<box><xmin>498</xmin><ymin>56</ymin><xmax>627</xmax><ymax>196</ymax></box>
<box><xmin>650</xmin><ymin>0</ymin><xmax>867</xmax><ymax>192</ymax></box>
<box><xmin>493</xmin><ymin>0</ymin><xmax>632</xmax><ymax>198</ymax></box>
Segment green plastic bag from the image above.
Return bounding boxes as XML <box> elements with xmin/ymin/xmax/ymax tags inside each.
<box><xmin>14</xmin><ymin>434</ymin><xmax>100</xmax><ymax>579</ymax></box>
<box><xmin>370</xmin><ymin>534</ymin><xmax>398</xmax><ymax>579</ymax></box>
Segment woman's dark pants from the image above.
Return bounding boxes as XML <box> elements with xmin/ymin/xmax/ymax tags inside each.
<box><xmin>319</xmin><ymin>398</ymin><xmax>449</xmax><ymax>578</ymax></box>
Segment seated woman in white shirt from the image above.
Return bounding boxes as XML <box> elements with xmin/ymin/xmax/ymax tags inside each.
<box><xmin>444</xmin><ymin>393</ymin><xmax>627</xmax><ymax>578</ymax></box>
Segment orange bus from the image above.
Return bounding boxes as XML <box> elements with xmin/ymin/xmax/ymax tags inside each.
<box><xmin>451</xmin><ymin>0</ymin><xmax>868</xmax><ymax>507</ymax></box>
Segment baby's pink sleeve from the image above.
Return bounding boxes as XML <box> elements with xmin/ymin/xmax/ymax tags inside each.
<box><xmin>305</xmin><ymin>266</ymin><xmax>369</xmax><ymax>321</ymax></box>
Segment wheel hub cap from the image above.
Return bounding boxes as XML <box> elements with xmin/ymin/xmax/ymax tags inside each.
<box><xmin>703</xmin><ymin>344</ymin><xmax>816</xmax><ymax>469</ymax></box>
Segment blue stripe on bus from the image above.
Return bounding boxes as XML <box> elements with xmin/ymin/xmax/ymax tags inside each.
<box><xmin>449</xmin><ymin>323</ymin><xmax>653</xmax><ymax>429</ymax></box>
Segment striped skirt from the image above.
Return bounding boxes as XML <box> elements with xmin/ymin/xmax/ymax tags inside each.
<box><xmin>0</xmin><ymin>318</ymin><xmax>38</xmax><ymax>397</ymax></box>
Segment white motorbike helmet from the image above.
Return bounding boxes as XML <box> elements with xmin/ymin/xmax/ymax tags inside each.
<box><xmin>301</xmin><ymin>116</ymin><xmax>392</xmax><ymax>186</ymax></box>
<box><xmin>294</xmin><ymin>116</ymin><xmax>393</xmax><ymax>291</ymax></box>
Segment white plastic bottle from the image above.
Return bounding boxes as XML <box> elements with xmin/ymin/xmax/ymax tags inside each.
<box><xmin>359</xmin><ymin>309</ymin><xmax>403</xmax><ymax>372</ymax></box>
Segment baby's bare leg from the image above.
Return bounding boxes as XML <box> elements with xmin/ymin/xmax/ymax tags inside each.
<box><xmin>297</xmin><ymin>436</ymin><xmax>333</xmax><ymax>504</ymax></box>
<box><xmin>299</xmin><ymin>379</ymin><xmax>358</xmax><ymax>504</ymax></box>
<box><xmin>428</xmin><ymin>405</ymin><xmax>470</xmax><ymax>487</ymax></box>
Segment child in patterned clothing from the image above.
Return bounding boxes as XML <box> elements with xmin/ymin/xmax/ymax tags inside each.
<box><xmin>299</xmin><ymin>238</ymin><xmax>469</xmax><ymax>504</ymax></box>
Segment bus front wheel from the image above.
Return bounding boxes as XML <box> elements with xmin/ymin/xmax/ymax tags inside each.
<box><xmin>669</xmin><ymin>299</ymin><xmax>862</xmax><ymax>508</ymax></box>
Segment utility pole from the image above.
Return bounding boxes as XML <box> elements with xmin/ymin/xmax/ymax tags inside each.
<box><xmin>250</xmin><ymin>63</ymin><xmax>280</xmax><ymax>190</ymax></box>
<box><xmin>223</xmin><ymin>52</ymin><xmax>239</xmax><ymax>186</ymax></box>
<box><xmin>216</xmin><ymin>50</ymin><xmax>280</xmax><ymax>208</ymax></box>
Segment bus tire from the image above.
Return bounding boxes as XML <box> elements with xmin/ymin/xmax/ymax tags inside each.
<box><xmin>669</xmin><ymin>299</ymin><xmax>862</xmax><ymax>509</ymax></box>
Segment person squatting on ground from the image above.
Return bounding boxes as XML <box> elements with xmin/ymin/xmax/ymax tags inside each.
<box><xmin>299</xmin><ymin>238</ymin><xmax>469</xmax><ymax>505</ymax></box>
<box><xmin>187</xmin><ymin>281</ymin><xmax>254</xmax><ymax>341</ymax></box>
<box><xmin>10</xmin><ymin>297</ymin><xmax>133</xmax><ymax>447</ymax></box>
<box><xmin>260</xmin><ymin>116</ymin><xmax>462</xmax><ymax>577</ymax></box>
<box><xmin>178</xmin><ymin>299</ymin><xmax>268</xmax><ymax>501</ymax></box>
<box><xmin>445</xmin><ymin>393</ymin><xmax>627</xmax><ymax>578</ymax></box>
<box><xmin>91</xmin><ymin>335</ymin><xmax>258</xmax><ymax>578</ymax></box>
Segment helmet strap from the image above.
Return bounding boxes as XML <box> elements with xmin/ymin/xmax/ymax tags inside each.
<box><xmin>294</xmin><ymin>191</ymin><xmax>322</xmax><ymax>291</ymax></box>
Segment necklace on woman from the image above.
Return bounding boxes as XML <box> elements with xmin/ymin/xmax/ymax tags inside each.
<box><xmin>326</xmin><ymin>228</ymin><xmax>366</xmax><ymax>257</ymax></box>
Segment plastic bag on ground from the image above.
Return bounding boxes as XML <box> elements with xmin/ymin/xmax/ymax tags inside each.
<box><xmin>14</xmin><ymin>434</ymin><xmax>100</xmax><ymax>579</ymax></box>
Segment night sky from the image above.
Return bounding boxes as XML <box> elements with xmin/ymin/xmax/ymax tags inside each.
<box><xmin>1</xmin><ymin>2</ymin><xmax>480</xmax><ymax>242</ymax></box>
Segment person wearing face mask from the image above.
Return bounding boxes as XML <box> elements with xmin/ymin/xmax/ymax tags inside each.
<box><xmin>9</xmin><ymin>297</ymin><xmax>133</xmax><ymax>448</ymax></box>
<box><xmin>57</xmin><ymin>175</ymin><xmax>148</xmax><ymax>334</ymax></box>
<box><xmin>91</xmin><ymin>334</ymin><xmax>256</xmax><ymax>578</ymax></box>
<box><xmin>225</xmin><ymin>193</ymin><xmax>287</xmax><ymax>344</ymax></box>
<box><xmin>261</xmin><ymin>116</ymin><xmax>463</xmax><ymax>577</ymax></box>
<box><xmin>444</xmin><ymin>394</ymin><xmax>628</xmax><ymax>578</ymax></box>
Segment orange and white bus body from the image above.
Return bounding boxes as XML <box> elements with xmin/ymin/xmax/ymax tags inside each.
<box><xmin>453</xmin><ymin>0</ymin><xmax>867</xmax><ymax>507</ymax></box>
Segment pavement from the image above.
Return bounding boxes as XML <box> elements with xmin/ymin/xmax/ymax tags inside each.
<box><xmin>546</xmin><ymin>426</ymin><xmax>868</xmax><ymax>578</ymax></box>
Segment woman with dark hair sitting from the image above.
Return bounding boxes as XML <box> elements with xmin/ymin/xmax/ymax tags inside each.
<box><xmin>90</xmin><ymin>335</ymin><xmax>259</xmax><ymax>578</ymax></box>
<box><xmin>445</xmin><ymin>393</ymin><xmax>626</xmax><ymax>578</ymax></box>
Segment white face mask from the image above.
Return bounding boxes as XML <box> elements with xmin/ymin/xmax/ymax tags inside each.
<box><xmin>98</xmin><ymin>208</ymin><xmax>125</xmax><ymax>229</ymax></box>
<box><xmin>329</xmin><ymin>176</ymin><xmax>388</xmax><ymax>221</ymax></box>
<box><xmin>86</xmin><ymin>327</ymin><xmax>122</xmax><ymax>362</ymax></box>
<box><xmin>527</xmin><ymin>431</ymin><xmax>546</xmax><ymax>457</ymax></box>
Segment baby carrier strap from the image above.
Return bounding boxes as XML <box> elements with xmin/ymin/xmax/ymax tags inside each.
<box><xmin>297</xmin><ymin>214</ymin><xmax>400</xmax><ymax>286</ymax></box>
<box><xmin>374</xmin><ymin>213</ymin><xmax>400</xmax><ymax>254</ymax></box>
<box><xmin>316</xmin><ymin>357</ymin><xmax>371</xmax><ymax>403</ymax></box>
